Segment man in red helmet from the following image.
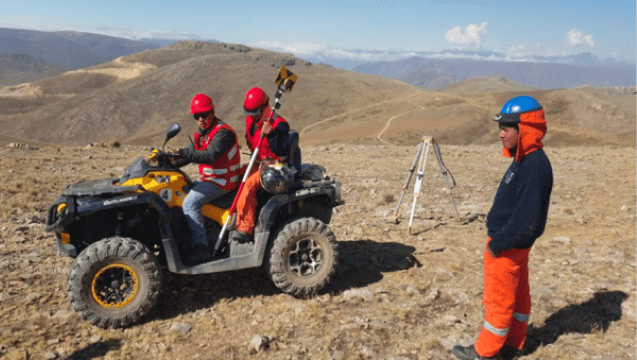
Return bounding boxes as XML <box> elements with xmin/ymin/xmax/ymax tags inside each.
<box><xmin>175</xmin><ymin>93</ymin><xmax>241</xmax><ymax>266</ymax></box>
<box><xmin>229</xmin><ymin>87</ymin><xmax>291</xmax><ymax>243</ymax></box>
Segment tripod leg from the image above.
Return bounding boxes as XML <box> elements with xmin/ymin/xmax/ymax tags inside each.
<box><xmin>433</xmin><ymin>142</ymin><xmax>460</xmax><ymax>217</ymax></box>
<box><xmin>408</xmin><ymin>140</ymin><xmax>430</xmax><ymax>234</ymax></box>
<box><xmin>395</xmin><ymin>141</ymin><xmax>424</xmax><ymax>224</ymax></box>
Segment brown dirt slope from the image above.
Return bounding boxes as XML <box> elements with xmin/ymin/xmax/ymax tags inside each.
<box><xmin>0</xmin><ymin>40</ymin><xmax>634</xmax><ymax>148</ymax></box>
<box><xmin>301</xmin><ymin>85</ymin><xmax>636</xmax><ymax>147</ymax></box>
<box><xmin>439</xmin><ymin>76</ymin><xmax>540</xmax><ymax>93</ymax></box>
<box><xmin>0</xmin><ymin>41</ymin><xmax>417</xmax><ymax>148</ymax></box>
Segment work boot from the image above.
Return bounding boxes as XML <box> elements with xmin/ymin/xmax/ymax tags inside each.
<box><xmin>499</xmin><ymin>344</ymin><xmax>520</xmax><ymax>360</ymax></box>
<box><xmin>183</xmin><ymin>243</ymin><xmax>213</xmax><ymax>266</ymax></box>
<box><xmin>229</xmin><ymin>230</ymin><xmax>253</xmax><ymax>243</ymax></box>
<box><xmin>452</xmin><ymin>344</ymin><xmax>497</xmax><ymax>360</ymax></box>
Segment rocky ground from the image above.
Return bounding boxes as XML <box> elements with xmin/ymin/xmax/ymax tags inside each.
<box><xmin>0</xmin><ymin>143</ymin><xmax>635</xmax><ymax>360</ymax></box>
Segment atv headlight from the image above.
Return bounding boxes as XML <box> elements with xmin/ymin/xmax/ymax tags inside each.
<box><xmin>334</xmin><ymin>180</ymin><xmax>343</xmax><ymax>202</ymax></box>
<box><xmin>57</xmin><ymin>203</ymin><xmax>68</xmax><ymax>214</ymax></box>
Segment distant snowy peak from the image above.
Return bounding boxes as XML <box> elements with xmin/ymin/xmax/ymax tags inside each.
<box><xmin>254</xmin><ymin>41</ymin><xmax>635</xmax><ymax>71</ymax></box>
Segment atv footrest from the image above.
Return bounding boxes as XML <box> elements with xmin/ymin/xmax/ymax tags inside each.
<box><xmin>229</xmin><ymin>239</ymin><xmax>255</xmax><ymax>257</ymax></box>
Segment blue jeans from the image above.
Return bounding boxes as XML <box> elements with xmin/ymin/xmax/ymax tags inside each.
<box><xmin>182</xmin><ymin>180</ymin><xmax>227</xmax><ymax>247</ymax></box>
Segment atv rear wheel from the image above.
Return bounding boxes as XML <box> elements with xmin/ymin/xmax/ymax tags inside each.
<box><xmin>267</xmin><ymin>217</ymin><xmax>338</xmax><ymax>298</ymax></box>
<box><xmin>67</xmin><ymin>237</ymin><xmax>162</xmax><ymax>328</ymax></box>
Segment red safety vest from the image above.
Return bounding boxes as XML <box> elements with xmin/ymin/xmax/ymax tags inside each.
<box><xmin>193</xmin><ymin>121</ymin><xmax>241</xmax><ymax>190</ymax></box>
<box><xmin>245</xmin><ymin>110</ymin><xmax>287</xmax><ymax>163</ymax></box>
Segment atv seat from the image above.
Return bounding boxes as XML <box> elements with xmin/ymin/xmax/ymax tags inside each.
<box><xmin>209</xmin><ymin>189</ymin><xmax>238</xmax><ymax>209</ymax></box>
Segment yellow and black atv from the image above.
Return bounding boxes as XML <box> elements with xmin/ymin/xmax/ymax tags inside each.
<box><xmin>45</xmin><ymin>123</ymin><xmax>343</xmax><ymax>329</ymax></box>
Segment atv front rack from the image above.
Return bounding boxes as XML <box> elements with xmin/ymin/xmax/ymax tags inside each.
<box><xmin>62</xmin><ymin>178</ymin><xmax>142</xmax><ymax>197</ymax></box>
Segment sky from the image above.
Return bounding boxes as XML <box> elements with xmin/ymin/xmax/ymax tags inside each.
<box><xmin>1</xmin><ymin>0</ymin><xmax>635</xmax><ymax>65</ymax></box>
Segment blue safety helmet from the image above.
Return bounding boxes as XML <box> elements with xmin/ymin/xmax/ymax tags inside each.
<box><xmin>494</xmin><ymin>96</ymin><xmax>542</xmax><ymax>125</ymax></box>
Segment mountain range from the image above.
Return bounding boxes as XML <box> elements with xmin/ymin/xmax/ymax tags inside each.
<box><xmin>0</xmin><ymin>38</ymin><xmax>634</xmax><ymax>150</ymax></box>
<box><xmin>351</xmin><ymin>55</ymin><xmax>636</xmax><ymax>89</ymax></box>
<box><xmin>1</xmin><ymin>28</ymin><xmax>635</xmax><ymax>90</ymax></box>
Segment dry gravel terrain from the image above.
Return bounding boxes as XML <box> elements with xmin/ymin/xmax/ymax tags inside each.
<box><xmin>0</xmin><ymin>39</ymin><xmax>634</xmax><ymax>360</ymax></box>
<box><xmin>0</xmin><ymin>140</ymin><xmax>634</xmax><ymax>360</ymax></box>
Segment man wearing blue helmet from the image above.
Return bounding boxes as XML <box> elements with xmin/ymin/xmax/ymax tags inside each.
<box><xmin>453</xmin><ymin>96</ymin><xmax>553</xmax><ymax>360</ymax></box>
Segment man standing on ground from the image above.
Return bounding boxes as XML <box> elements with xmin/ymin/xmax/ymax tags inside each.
<box><xmin>452</xmin><ymin>95</ymin><xmax>553</xmax><ymax>360</ymax></box>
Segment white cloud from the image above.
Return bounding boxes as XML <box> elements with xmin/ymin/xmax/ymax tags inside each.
<box><xmin>251</xmin><ymin>39</ymin><xmax>632</xmax><ymax>69</ymax></box>
<box><xmin>566</xmin><ymin>29</ymin><xmax>595</xmax><ymax>47</ymax></box>
<box><xmin>250</xmin><ymin>41</ymin><xmax>328</xmax><ymax>56</ymax></box>
<box><xmin>444</xmin><ymin>22</ymin><xmax>488</xmax><ymax>49</ymax></box>
<box><xmin>93</xmin><ymin>27</ymin><xmax>202</xmax><ymax>40</ymax></box>
<box><xmin>506</xmin><ymin>43</ymin><xmax>542</xmax><ymax>59</ymax></box>
<box><xmin>250</xmin><ymin>41</ymin><xmax>405</xmax><ymax>62</ymax></box>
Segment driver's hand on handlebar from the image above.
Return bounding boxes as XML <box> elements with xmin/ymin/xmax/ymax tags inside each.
<box><xmin>168</xmin><ymin>148</ymin><xmax>184</xmax><ymax>160</ymax></box>
<box><xmin>168</xmin><ymin>148</ymin><xmax>189</xmax><ymax>168</ymax></box>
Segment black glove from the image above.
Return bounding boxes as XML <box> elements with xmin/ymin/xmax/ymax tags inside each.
<box><xmin>170</xmin><ymin>148</ymin><xmax>190</xmax><ymax>168</ymax></box>
<box><xmin>176</xmin><ymin>148</ymin><xmax>188</xmax><ymax>159</ymax></box>
<box><xmin>165</xmin><ymin>148</ymin><xmax>184</xmax><ymax>159</ymax></box>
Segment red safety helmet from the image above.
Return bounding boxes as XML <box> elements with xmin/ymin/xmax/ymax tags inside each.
<box><xmin>243</xmin><ymin>87</ymin><xmax>269</xmax><ymax>115</ymax></box>
<box><xmin>190</xmin><ymin>93</ymin><xmax>215</xmax><ymax>114</ymax></box>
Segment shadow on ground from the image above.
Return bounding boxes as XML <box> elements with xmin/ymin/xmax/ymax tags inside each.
<box><xmin>142</xmin><ymin>239</ymin><xmax>419</xmax><ymax>324</ymax></box>
<box><xmin>63</xmin><ymin>340</ymin><xmax>122</xmax><ymax>360</ymax></box>
<box><xmin>328</xmin><ymin>239</ymin><xmax>420</xmax><ymax>292</ymax></box>
<box><xmin>522</xmin><ymin>290</ymin><xmax>629</xmax><ymax>356</ymax></box>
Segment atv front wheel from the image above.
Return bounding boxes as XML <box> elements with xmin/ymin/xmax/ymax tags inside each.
<box><xmin>267</xmin><ymin>217</ymin><xmax>338</xmax><ymax>298</ymax></box>
<box><xmin>67</xmin><ymin>237</ymin><xmax>162</xmax><ymax>328</ymax></box>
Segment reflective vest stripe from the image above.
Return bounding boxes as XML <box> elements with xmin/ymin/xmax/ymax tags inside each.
<box><xmin>513</xmin><ymin>312</ymin><xmax>529</xmax><ymax>322</ymax></box>
<box><xmin>484</xmin><ymin>321</ymin><xmax>509</xmax><ymax>337</ymax></box>
<box><xmin>204</xmin><ymin>174</ymin><xmax>239</xmax><ymax>185</ymax></box>
<box><xmin>227</xmin><ymin>145</ymin><xmax>238</xmax><ymax>159</ymax></box>
<box><xmin>194</xmin><ymin>121</ymin><xmax>241</xmax><ymax>191</ymax></box>
<box><xmin>203</xmin><ymin>168</ymin><xmax>228</xmax><ymax>175</ymax></box>
<box><xmin>209</xmin><ymin>178</ymin><xmax>227</xmax><ymax>186</ymax></box>
<box><xmin>245</xmin><ymin>112</ymin><xmax>287</xmax><ymax>162</ymax></box>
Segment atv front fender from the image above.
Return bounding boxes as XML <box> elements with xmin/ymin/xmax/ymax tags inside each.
<box><xmin>45</xmin><ymin>192</ymin><xmax>186</xmax><ymax>272</ymax></box>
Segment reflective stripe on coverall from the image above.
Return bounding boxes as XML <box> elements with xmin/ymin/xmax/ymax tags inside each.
<box><xmin>474</xmin><ymin>237</ymin><xmax>531</xmax><ymax>357</ymax></box>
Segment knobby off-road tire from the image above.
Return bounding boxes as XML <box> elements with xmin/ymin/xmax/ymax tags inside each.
<box><xmin>267</xmin><ymin>217</ymin><xmax>338</xmax><ymax>298</ymax></box>
<box><xmin>67</xmin><ymin>237</ymin><xmax>162</xmax><ymax>328</ymax></box>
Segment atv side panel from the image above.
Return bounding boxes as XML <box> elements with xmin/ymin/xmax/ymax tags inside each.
<box><xmin>176</xmin><ymin>183</ymin><xmax>340</xmax><ymax>275</ymax></box>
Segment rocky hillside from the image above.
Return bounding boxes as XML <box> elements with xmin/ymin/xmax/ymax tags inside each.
<box><xmin>0</xmin><ymin>40</ymin><xmax>634</xmax><ymax>150</ymax></box>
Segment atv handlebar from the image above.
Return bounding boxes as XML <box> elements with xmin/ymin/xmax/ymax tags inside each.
<box><xmin>150</xmin><ymin>149</ymin><xmax>183</xmax><ymax>169</ymax></box>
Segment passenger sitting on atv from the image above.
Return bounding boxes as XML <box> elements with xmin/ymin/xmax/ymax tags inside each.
<box><xmin>174</xmin><ymin>93</ymin><xmax>241</xmax><ymax>265</ymax></box>
<box><xmin>230</xmin><ymin>87</ymin><xmax>291</xmax><ymax>243</ymax></box>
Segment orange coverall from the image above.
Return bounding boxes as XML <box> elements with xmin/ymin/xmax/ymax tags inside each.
<box><xmin>235</xmin><ymin>110</ymin><xmax>289</xmax><ymax>235</ymax></box>
<box><xmin>474</xmin><ymin>107</ymin><xmax>552</xmax><ymax>357</ymax></box>
<box><xmin>474</xmin><ymin>238</ymin><xmax>531</xmax><ymax>356</ymax></box>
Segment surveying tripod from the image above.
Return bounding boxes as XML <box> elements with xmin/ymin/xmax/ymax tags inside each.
<box><xmin>394</xmin><ymin>136</ymin><xmax>459</xmax><ymax>234</ymax></box>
